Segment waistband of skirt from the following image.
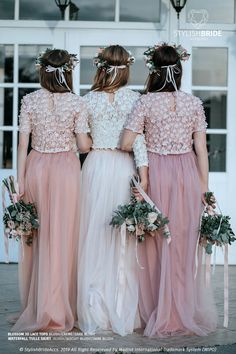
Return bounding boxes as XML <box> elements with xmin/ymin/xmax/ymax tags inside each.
<box><xmin>147</xmin><ymin>148</ymin><xmax>193</xmax><ymax>156</ymax></box>
<box><xmin>90</xmin><ymin>148</ymin><xmax>131</xmax><ymax>157</ymax></box>
<box><xmin>30</xmin><ymin>148</ymin><xmax>77</xmax><ymax>155</ymax></box>
<box><xmin>148</xmin><ymin>150</ymin><xmax>195</xmax><ymax>158</ymax></box>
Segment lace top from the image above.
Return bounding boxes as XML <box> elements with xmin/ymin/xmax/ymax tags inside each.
<box><xmin>83</xmin><ymin>87</ymin><xmax>148</xmax><ymax>167</ymax></box>
<box><xmin>125</xmin><ymin>91</ymin><xmax>207</xmax><ymax>155</ymax></box>
<box><xmin>19</xmin><ymin>89</ymin><xmax>90</xmax><ymax>153</ymax></box>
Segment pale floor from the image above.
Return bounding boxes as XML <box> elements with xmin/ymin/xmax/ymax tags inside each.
<box><xmin>0</xmin><ymin>264</ymin><xmax>236</xmax><ymax>354</ymax></box>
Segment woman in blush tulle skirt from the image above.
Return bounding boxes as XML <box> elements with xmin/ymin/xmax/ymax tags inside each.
<box><xmin>122</xmin><ymin>43</ymin><xmax>217</xmax><ymax>337</ymax></box>
<box><xmin>12</xmin><ymin>49</ymin><xmax>91</xmax><ymax>332</ymax></box>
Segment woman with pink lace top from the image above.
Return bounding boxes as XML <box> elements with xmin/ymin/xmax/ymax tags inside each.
<box><xmin>121</xmin><ymin>43</ymin><xmax>217</xmax><ymax>337</ymax></box>
<box><xmin>13</xmin><ymin>49</ymin><xmax>91</xmax><ymax>332</ymax></box>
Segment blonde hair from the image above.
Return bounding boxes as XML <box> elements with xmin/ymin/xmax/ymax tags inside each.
<box><xmin>91</xmin><ymin>45</ymin><xmax>130</xmax><ymax>92</ymax></box>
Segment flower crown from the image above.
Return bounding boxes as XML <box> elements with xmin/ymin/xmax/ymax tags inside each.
<box><xmin>144</xmin><ymin>42</ymin><xmax>190</xmax><ymax>74</ymax></box>
<box><xmin>93</xmin><ymin>47</ymin><xmax>135</xmax><ymax>71</ymax></box>
<box><xmin>35</xmin><ymin>48</ymin><xmax>79</xmax><ymax>71</ymax></box>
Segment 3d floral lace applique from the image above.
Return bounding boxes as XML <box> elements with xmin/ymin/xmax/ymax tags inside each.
<box><xmin>125</xmin><ymin>91</ymin><xmax>207</xmax><ymax>155</ymax></box>
<box><xmin>84</xmin><ymin>88</ymin><xmax>148</xmax><ymax>168</ymax></box>
<box><xmin>19</xmin><ymin>89</ymin><xmax>90</xmax><ymax>153</ymax></box>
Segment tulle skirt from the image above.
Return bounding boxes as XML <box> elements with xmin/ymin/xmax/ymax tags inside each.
<box><xmin>138</xmin><ymin>151</ymin><xmax>217</xmax><ymax>337</ymax></box>
<box><xmin>77</xmin><ymin>150</ymin><xmax>139</xmax><ymax>336</ymax></box>
<box><xmin>12</xmin><ymin>150</ymin><xmax>81</xmax><ymax>332</ymax></box>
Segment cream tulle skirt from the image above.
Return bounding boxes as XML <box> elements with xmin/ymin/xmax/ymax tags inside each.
<box><xmin>138</xmin><ymin>151</ymin><xmax>217</xmax><ymax>337</ymax></box>
<box><xmin>77</xmin><ymin>150</ymin><xmax>139</xmax><ymax>336</ymax></box>
<box><xmin>12</xmin><ymin>150</ymin><xmax>81</xmax><ymax>332</ymax></box>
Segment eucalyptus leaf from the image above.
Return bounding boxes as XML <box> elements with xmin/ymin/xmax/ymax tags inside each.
<box><xmin>205</xmin><ymin>243</ymin><xmax>213</xmax><ymax>254</ymax></box>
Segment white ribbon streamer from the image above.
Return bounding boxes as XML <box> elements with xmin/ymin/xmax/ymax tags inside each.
<box><xmin>45</xmin><ymin>65</ymin><xmax>71</xmax><ymax>91</ymax></box>
<box><xmin>224</xmin><ymin>244</ymin><xmax>229</xmax><ymax>328</ymax></box>
<box><xmin>195</xmin><ymin>198</ymin><xmax>228</xmax><ymax>328</ymax></box>
<box><xmin>131</xmin><ymin>176</ymin><xmax>171</xmax><ymax>243</ymax></box>
<box><xmin>212</xmin><ymin>244</ymin><xmax>217</xmax><ymax>275</ymax></box>
<box><xmin>133</xmin><ymin>214</ymin><xmax>144</xmax><ymax>270</ymax></box>
<box><xmin>106</xmin><ymin>65</ymin><xmax>126</xmax><ymax>85</ymax></box>
<box><xmin>116</xmin><ymin>176</ymin><xmax>171</xmax><ymax>315</ymax></box>
<box><xmin>157</xmin><ymin>64</ymin><xmax>181</xmax><ymax>92</ymax></box>
<box><xmin>2</xmin><ymin>184</ymin><xmax>9</xmax><ymax>263</ymax></box>
<box><xmin>116</xmin><ymin>222</ymin><xmax>127</xmax><ymax>317</ymax></box>
<box><xmin>194</xmin><ymin>205</ymin><xmax>207</xmax><ymax>279</ymax></box>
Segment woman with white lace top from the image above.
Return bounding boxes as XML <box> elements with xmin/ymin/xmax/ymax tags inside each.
<box><xmin>77</xmin><ymin>45</ymin><xmax>148</xmax><ymax>336</ymax></box>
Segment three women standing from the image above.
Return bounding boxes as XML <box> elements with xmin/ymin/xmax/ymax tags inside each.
<box><xmin>13</xmin><ymin>44</ymin><xmax>217</xmax><ymax>337</ymax></box>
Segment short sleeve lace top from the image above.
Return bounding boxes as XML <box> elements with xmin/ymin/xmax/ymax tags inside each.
<box><xmin>83</xmin><ymin>87</ymin><xmax>139</xmax><ymax>150</ymax></box>
<box><xmin>83</xmin><ymin>87</ymin><xmax>148</xmax><ymax>167</ymax></box>
<box><xmin>125</xmin><ymin>91</ymin><xmax>207</xmax><ymax>155</ymax></box>
<box><xmin>19</xmin><ymin>89</ymin><xmax>90</xmax><ymax>153</ymax></box>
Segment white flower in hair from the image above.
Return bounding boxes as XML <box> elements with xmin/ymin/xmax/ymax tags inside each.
<box><xmin>93</xmin><ymin>46</ymin><xmax>135</xmax><ymax>70</ymax></box>
<box><xmin>143</xmin><ymin>42</ymin><xmax>190</xmax><ymax>74</ymax></box>
<box><xmin>35</xmin><ymin>48</ymin><xmax>79</xmax><ymax>71</ymax></box>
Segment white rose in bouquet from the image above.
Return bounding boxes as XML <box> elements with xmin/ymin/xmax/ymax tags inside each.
<box><xmin>127</xmin><ymin>225</ymin><xmax>135</xmax><ymax>232</ymax></box>
<box><xmin>148</xmin><ymin>224</ymin><xmax>158</xmax><ymax>232</ymax></box>
<box><xmin>126</xmin><ymin>218</ymin><xmax>135</xmax><ymax>225</ymax></box>
<box><xmin>10</xmin><ymin>230</ymin><xmax>17</xmax><ymax>236</ymax></box>
<box><xmin>147</xmin><ymin>212</ymin><xmax>158</xmax><ymax>224</ymax></box>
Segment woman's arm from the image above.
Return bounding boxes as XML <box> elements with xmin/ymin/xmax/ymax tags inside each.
<box><xmin>137</xmin><ymin>166</ymin><xmax>148</xmax><ymax>193</ymax></box>
<box><xmin>193</xmin><ymin>131</ymin><xmax>209</xmax><ymax>203</ymax></box>
<box><xmin>132</xmin><ymin>134</ymin><xmax>149</xmax><ymax>193</ymax></box>
<box><xmin>17</xmin><ymin>133</ymin><xmax>30</xmax><ymax>197</ymax></box>
<box><xmin>76</xmin><ymin>133</ymin><xmax>92</xmax><ymax>153</ymax></box>
<box><xmin>120</xmin><ymin>129</ymin><xmax>138</xmax><ymax>151</ymax></box>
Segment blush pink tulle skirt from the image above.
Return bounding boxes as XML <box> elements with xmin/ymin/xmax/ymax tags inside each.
<box><xmin>138</xmin><ymin>151</ymin><xmax>217</xmax><ymax>337</ymax></box>
<box><xmin>12</xmin><ymin>150</ymin><xmax>81</xmax><ymax>332</ymax></box>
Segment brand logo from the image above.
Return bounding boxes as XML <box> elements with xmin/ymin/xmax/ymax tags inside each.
<box><xmin>188</xmin><ymin>9</ymin><xmax>209</xmax><ymax>29</ymax></box>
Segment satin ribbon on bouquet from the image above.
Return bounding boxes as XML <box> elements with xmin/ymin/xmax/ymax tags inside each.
<box><xmin>2</xmin><ymin>184</ymin><xmax>10</xmax><ymax>263</ymax></box>
<box><xmin>116</xmin><ymin>222</ymin><xmax>126</xmax><ymax>317</ymax></box>
<box><xmin>131</xmin><ymin>175</ymin><xmax>171</xmax><ymax>270</ymax></box>
<box><xmin>2</xmin><ymin>177</ymin><xmax>20</xmax><ymax>263</ymax></box>
<box><xmin>2</xmin><ymin>176</ymin><xmax>25</xmax><ymax>262</ymax></box>
<box><xmin>115</xmin><ymin>176</ymin><xmax>171</xmax><ymax>317</ymax></box>
<box><xmin>194</xmin><ymin>198</ymin><xmax>228</xmax><ymax>328</ymax></box>
<box><xmin>131</xmin><ymin>176</ymin><xmax>171</xmax><ymax>244</ymax></box>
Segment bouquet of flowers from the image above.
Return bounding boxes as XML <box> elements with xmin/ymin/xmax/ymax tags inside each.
<box><xmin>110</xmin><ymin>178</ymin><xmax>170</xmax><ymax>242</ymax></box>
<box><xmin>2</xmin><ymin>176</ymin><xmax>39</xmax><ymax>246</ymax></box>
<box><xmin>200</xmin><ymin>192</ymin><xmax>235</xmax><ymax>254</ymax></box>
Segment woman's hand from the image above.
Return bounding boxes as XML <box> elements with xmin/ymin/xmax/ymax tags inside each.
<box><xmin>202</xmin><ymin>190</ymin><xmax>216</xmax><ymax>210</ymax></box>
<box><xmin>132</xmin><ymin>179</ymin><xmax>148</xmax><ymax>201</ymax></box>
<box><xmin>17</xmin><ymin>133</ymin><xmax>29</xmax><ymax>201</ymax></box>
<box><xmin>18</xmin><ymin>180</ymin><xmax>25</xmax><ymax>199</ymax></box>
<box><xmin>201</xmin><ymin>190</ymin><xmax>208</xmax><ymax>206</ymax></box>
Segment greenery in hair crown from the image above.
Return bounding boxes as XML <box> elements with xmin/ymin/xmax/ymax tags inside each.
<box><xmin>93</xmin><ymin>47</ymin><xmax>135</xmax><ymax>71</ymax></box>
<box><xmin>144</xmin><ymin>42</ymin><xmax>190</xmax><ymax>74</ymax></box>
<box><xmin>35</xmin><ymin>48</ymin><xmax>79</xmax><ymax>71</ymax></box>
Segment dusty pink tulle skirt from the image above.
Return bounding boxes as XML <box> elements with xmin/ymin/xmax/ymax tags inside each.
<box><xmin>138</xmin><ymin>151</ymin><xmax>217</xmax><ymax>337</ymax></box>
<box><xmin>12</xmin><ymin>150</ymin><xmax>80</xmax><ymax>332</ymax></box>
